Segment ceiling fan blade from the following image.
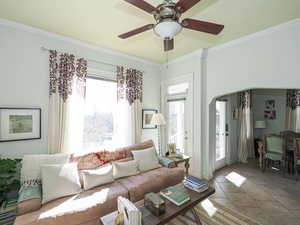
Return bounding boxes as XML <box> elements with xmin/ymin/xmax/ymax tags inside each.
<box><xmin>164</xmin><ymin>38</ymin><xmax>174</xmax><ymax>52</ymax></box>
<box><xmin>175</xmin><ymin>0</ymin><xmax>201</xmax><ymax>13</ymax></box>
<box><xmin>123</xmin><ymin>0</ymin><xmax>157</xmax><ymax>14</ymax></box>
<box><xmin>118</xmin><ymin>24</ymin><xmax>154</xmax><ymax>39</ymax></box>
<box><xmin>182</xmin><ymin>18</ymin><xmax>224</xmax><ymax>35</ymax></box>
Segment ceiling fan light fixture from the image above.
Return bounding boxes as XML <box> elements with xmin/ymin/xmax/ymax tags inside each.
<box><xmin>154</xmin><ymin>20</ymin><xmax>182</xmax><ymax>38</ymax></box>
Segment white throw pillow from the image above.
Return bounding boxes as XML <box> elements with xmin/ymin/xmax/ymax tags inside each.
<box><xmin>131</xmin><ymin>147</ymin><xmax>161</xmax><ymax>172</ymax></box>
<box><xmin>41</xmin><ymin>163</ymin><xmax>82</xmax><ymax>204</ymax></box>
<box><xmin>81</xmin><ymin>164</ymin><xmax>114</xmax><ymax>190</ymax></box>
<box><xmin>21</xmin><ymin>154</ymin><xmax>69</xmax><ymax>185</ymax></box>
<box><xmin>112</xmin><ymin>160</ymin><xmax>139</xmax><ymax>179</ymax></box>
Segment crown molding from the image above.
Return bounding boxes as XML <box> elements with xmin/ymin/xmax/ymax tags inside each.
<box><xmin>161</xmin><ymin>48</ymin><xmax>203</xmax><ymax>69</ymax></box>
<box><xmin>209</xmin><ymin>18</ymin><xmax>300</xmax><ymax>53</ymax></box>
<box><xmin>0</xmin><ymin>18</ymin><xmax>159</xmax><ymax>67</ymax></box>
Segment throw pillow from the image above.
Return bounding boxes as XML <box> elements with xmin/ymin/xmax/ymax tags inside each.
<box><xmin>69</xmin><ymin>153</ymin><xmax>102</xmax><ymax>170</ymax></box>
<box><xmin>131</xmin><ymin>147</ymin><xmax>161</xmax><ymax>172</ymax></box>
<box><xmin>21</xmin><ymin>154</ymin><xmax>69</xmax><ymax>186</ymax></box>
<box><xmin>41</xmin><ymin>163</ymin><xmax>82</xmax><ymax>204</ymax></box>
<box><xmin>96</xmin><ymin>150</ymin><xmax>126</xmax><ymax>164</ymax></box>
<box><xmin>112</xmin><ymin>160</ymin><xmax>139</xmax><ymax>179</ymax></box>
<box><xmin>69</xmin><ymin>150</ymin><xmax>126</xmax><ymax>170</ymax></box>
<box><xmin>81</xmin><ymin>165</ymin><xmax>114</xmax><ymax>190</ymax></box>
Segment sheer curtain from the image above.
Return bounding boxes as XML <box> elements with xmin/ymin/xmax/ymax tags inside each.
<box><xmin>115</xmin><ymin>66</ymin><xmax>143</xmax><ymax>147</ymax></box>
<box><xmin>238</xmin><ymin>90</ymin><xmax>254</xmax><ymax>163</ymax></box>
<box><xmin>286</xmin><ymin>90</ymin><xmax>300</xmax><ymax>132</ymax></box>
<box><xmin>48</xmin><ymin>50</ymin><xmax>87</xmax><ymax>154</ymax></box>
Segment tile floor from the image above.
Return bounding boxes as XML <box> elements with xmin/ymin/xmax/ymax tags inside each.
<box><xmin>209</xmin><ymin>159</ymin><xmax>300</xmax><ymax>225</ymax></box>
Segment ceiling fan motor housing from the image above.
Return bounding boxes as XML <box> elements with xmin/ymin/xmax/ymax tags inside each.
<box><xmin>154</xmin><ymin>0</ymin><xmax>182</xmax><ymax>39</ymax></box>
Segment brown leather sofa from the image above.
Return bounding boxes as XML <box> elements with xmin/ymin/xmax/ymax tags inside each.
<box><xmin>14</xmin><ymin>140</ymin><xmax>184</xmax><ymax>225</ymax></box>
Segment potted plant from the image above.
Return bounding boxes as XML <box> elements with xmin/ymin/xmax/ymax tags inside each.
<box><xmin>0</xmin><ymin>159</ymin><xmax>21</xmax><ymax>206</ymax></box>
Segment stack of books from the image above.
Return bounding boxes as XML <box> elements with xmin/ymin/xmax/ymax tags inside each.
<box><xmin>183</xmin><ymin>176</ymin><xmax>208</xmax><ymax>193</ymax></box>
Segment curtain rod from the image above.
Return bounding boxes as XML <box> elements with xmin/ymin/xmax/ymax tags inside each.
<box><xmin>40</xmin><ymin>46</ymin><xmax>145</xmax><ymax>73</ymax></box>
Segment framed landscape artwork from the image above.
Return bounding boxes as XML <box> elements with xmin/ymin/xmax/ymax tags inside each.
<box><xmin>0</xmin><ymin>108</ymin><xmax>41</xmax><ymax>142</ymax></box>
<box><xmin>142</xmin><ymin>109</ymin><xmax>157</xmax><ymax>129</ymax></box>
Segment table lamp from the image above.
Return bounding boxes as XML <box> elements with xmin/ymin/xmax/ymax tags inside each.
<box><xmin>151</xmin><ymin>113</ymin><xmax>166</xmax><ymax>156</ymax></box>
<box><xmin>255</xmin><ymin>120</ymin><xmax>266</xmax><ymax>139</ymax></box>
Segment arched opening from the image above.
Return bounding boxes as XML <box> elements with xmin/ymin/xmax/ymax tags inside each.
<box><xmin>207</xmin><ymin>87</ymin><xmax>300</xmax><ymax>177</ymax></box>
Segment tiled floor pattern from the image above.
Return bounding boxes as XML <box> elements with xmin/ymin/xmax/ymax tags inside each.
<box><xmin>209</xmin><ymin>160</ymin><xmax>300</xmax><ymax>225</ymax></box>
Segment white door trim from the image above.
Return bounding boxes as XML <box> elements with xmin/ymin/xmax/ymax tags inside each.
<box><xmin>161</xmin><ymin>73</ymin><xmax>194</xmax><ymax>158</ymax></box>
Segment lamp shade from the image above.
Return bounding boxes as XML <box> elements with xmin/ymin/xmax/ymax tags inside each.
<box><xmin>255</xmin><ymin>120</ymin><xmax>266</xmax><ymax>129</ymax></box>
<box><xmin>154</xmin><ymin>21</ymin><xmax>182</xmax><ymax>38</ymax></box>
<box><xmin>151</xmin><ymin>113</ymin><xmax>166</xmax><ymax>126</ymax></box>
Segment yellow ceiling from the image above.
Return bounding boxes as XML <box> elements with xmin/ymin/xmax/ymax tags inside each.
<box><xmin>0</xmin><ymin>0</ymin><xmax>299</xmax><ymax>63</ymax></box>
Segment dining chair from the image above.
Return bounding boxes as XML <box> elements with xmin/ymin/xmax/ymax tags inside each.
<box><xmin>293</xmin><ymin>138</ymin><xmax>300</xmax><ymax>180</ymax></box>
<box><xmin>262</xmin><ymin>134</ymin><xmax>285</xmax><ymax>174</ymax></box>
<box><xmin>281</xmin><ymin>130</ymin><xmax>300</xmax><ymax>174</ymax></box>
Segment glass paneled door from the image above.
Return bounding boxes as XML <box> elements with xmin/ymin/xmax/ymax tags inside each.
<box><xmin>165</xmin><ymin>79</ymin><xmax>192</xmax><ymax>156</ymax></box>
<box><xmin>168</xmin><ymin>99</ymin><xmax>186</xmax><ymax>154</ymax></box>
<box><xmin>215</xmin><ymin>100</ymin><xmax>227</xmax><ymax>169</ymax></box>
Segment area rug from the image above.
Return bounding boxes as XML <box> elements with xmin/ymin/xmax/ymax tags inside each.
<box><xmin>167</xmin><ymin>199</ymin><xmax>261</xmax><ymax>225</ymax></box>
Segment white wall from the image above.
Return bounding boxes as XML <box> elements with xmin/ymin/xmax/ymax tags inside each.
<box><xmin>203</xmin><ymin>19</ymin><xmax>300</xmax><ymax>178</ymax></box>
<box><xmin>160</xmin><ymin>51</ymin><xmax>203</xmax><ymax>177</ymax></box>
<box><xmin>252</xmin><ymin>91</ymin><xmax>286</xmax><ymax>138</ymax></box>
<box><xmin>0</xmin><ymin>20</ymin><xmax>161</xmax><ymax>158</ymax></box>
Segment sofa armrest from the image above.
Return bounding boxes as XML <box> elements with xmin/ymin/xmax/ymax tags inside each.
<box><xmin>158</xmin><ymin>156</ymin><xmax>176</xmax><ymax>168</ymax></box>
<box><xmin>17</xmin><ymin>185</ymin><xmax>42</xmax><ymax>215</ymax></box>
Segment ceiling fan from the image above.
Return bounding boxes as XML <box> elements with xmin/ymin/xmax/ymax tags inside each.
<box><xmin>118</xmin><ymin>0</ymin><xmax>224</xmax><ymax>52</ymax></box>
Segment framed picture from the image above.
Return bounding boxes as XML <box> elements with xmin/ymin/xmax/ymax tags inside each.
<box><xmin>0</xmin><ymin>108</ymin><xmax>41</xmax><ymax>142</ymax></box>
<box><xmin>142</xmin><ymin>109</ymin><xmax>157</xmax><ymax>129</ymax></box>
<box><xmin>232</xmin><ymin>108</ymin><xmax>239</xmax><ymax>120</ymax></box>
<box><xmin>264</xmin><ymin>100</ymin><xmax>276</xmax><ymax>120</ymax></box>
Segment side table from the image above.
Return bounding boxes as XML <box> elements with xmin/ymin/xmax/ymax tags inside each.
<box><xmin>167</xmin><ymin>154</ymin><xmax>190</xmax><ymax>175</ymax></box>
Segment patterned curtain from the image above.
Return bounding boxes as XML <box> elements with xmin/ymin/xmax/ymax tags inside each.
<box><xmin>117</xmin><ymin>66</ymin><xmax>143</xmax><ymax>105</ymax></box>
<box><xmin>115</xmin><ymin>66</ymin><xmax>143</xmax><ymax>147</ymax></box>
<box><xmin>48</xmin><ymin>50</ymin><xmax>87</xmax><ymax>154</ymax></box>
<box><xmin>238</xmin><ymin>90</ymin><xmax>254</xmax><ymax>163</ymax></box>
<box><xmin>286</xmin><ymin>90</ymin><xmax>300</xmax><ymax>132</ymax></box>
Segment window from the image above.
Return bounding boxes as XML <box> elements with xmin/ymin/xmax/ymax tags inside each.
<box><xmin>167</xmin><ymin>82</ymin><xmax>189</xmax><ymax>95</ymax></box>
<box><xmin>83</xmin><ymin>78</ymin><xmax>117</xmax><ymax>152</ymax></box>
<box><xmin>168</xmin><ymin>100</ymin><xmax>185</xmax><ymax>153</ymax></box>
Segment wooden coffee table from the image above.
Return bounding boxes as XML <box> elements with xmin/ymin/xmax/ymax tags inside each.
<box><xmin>100</xmin><ymin>183</ymin><xmax>215</xmax><ymax>225</ymax></box>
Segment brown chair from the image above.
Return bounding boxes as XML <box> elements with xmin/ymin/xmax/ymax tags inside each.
<box><xmin>262</xmin><ymin>134</ymin><xmax>285</xmax><ymax>174</ymax></box>
<box><xmin>293</xmin><ymin>138</ymin><xmax>300</xmax><ymax>180</ymax></box>
<box><xmin>281</xmin><ymin>130</ymin><xmax>300</xmax><ymax>174</ymax></box>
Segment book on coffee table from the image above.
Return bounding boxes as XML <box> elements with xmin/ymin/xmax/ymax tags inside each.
<box><xmin>160</xmin><ymin>186</ymin><xmax>190</xmax><ymax>206</ymax></box>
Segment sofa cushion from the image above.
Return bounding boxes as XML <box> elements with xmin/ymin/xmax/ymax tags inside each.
<box><xmin>112</xmin><ymin>160</ymin><xmax>139</xmax><ymax>179</ymax></box>
<box><xmin>81</xmin><ymin>165</ymin><xmax>114</xmax><ymax>190</ymax></box>
<box><xmin>70</xmin><ymin>153</ymin><xmax>101</xmax><ymax>170</ymax></box>
<box><xmin>116</xmin><ymin>140</ymin><xmax>154</xmax><ymax>158</ymax></box>
<box><xmin>41</xmin><ymin>163</ymin><xmax>82</xmax><ymax>204</ymax></box>
<box><xmin>117</xmin><ymin>167</ymin><xmax>184</xmax><ymax>202</ymax></box>
<box><xmin>14</xmin><ymin>182</ymin><xmax>129</xmax><ymax>225</ymax></box>
<box><xmin>21</xmin><ymin>154</ymin><xmax>69</xmax><ymax>186</ymax></box>
<box><xmin>132</xmin><ymin>147</ymin><xmax>161</xmax><ymax>172</ymax></box>
<box><xmin>70</xmin><ymin>150</ymin><xmax>127</xmax><ymax>171</ymax></box>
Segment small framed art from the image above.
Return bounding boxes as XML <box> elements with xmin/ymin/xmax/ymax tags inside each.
<box><xmin>0</xmin><ymin>108</ymin><xmax>41</xmax><ymax>142</ymax></box>
<box><xmin>142</xmin><ymin>109</ymin><xmax>158</xmax><ymax>129</ymax></box>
